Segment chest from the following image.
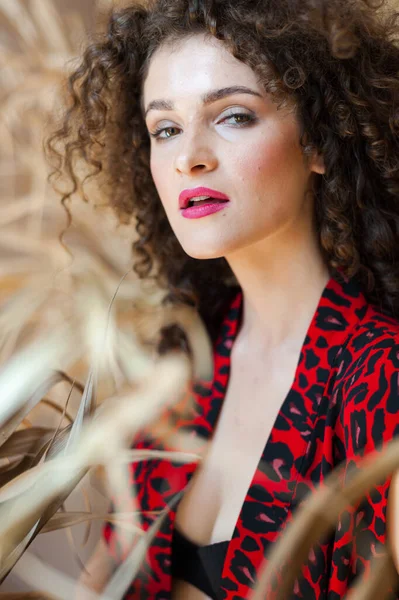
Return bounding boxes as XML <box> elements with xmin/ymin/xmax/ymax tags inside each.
<box><xmin>174</xmin><ymin>346</ymin><xmax>303</xmax><ymax>545</ymax></box>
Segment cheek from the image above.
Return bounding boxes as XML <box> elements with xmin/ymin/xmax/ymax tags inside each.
<box><xmin>238</xmin><ymin>135</ymin><xmax>300</xmax><ymax>187</ymax></box>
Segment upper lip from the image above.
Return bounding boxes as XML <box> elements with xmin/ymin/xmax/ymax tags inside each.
<box><xmin>179</xmin><ymin>187</ymin><xmax>230</xmax><ymax>209</ymax></box>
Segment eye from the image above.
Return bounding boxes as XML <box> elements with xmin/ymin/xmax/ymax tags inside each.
<box><xmin>221</xmin><ymin>112</ymin><xmax>255</xmax><ymax>126</ymax></box>
<box><xmin>150</xmin><ymin>125</ymin><xmax>181</xmax><ymax>140</ymax></box>
<box><xmin>149</xmin><ymin>111</ymin><xmax>257</xmax><ymax>141</ymax></box>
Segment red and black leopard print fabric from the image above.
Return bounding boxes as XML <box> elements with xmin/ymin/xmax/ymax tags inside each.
<box><xmin>103</xmin><ymin>273</ymin><xmax>399</xmax><ymax>599</ymax></box>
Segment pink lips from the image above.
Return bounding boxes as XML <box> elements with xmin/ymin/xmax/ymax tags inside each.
<box><xmin>178</xmin><ymin>186</ymin><xmax>230</xmax><ymax>209</ymax></box>
<box><xmin>181</xmin><ymin>202</ymin><xmax>229</xmax><ymax>219</ymax></box>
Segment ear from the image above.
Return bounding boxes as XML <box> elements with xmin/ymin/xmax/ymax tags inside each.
<box><xmin>310</xmin><ymin>149</ymin><xmax>325</xmax><ymax>175</ymax></box>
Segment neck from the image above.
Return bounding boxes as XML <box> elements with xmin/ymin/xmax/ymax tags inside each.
<box><xmin>225</xmin><ymin>215</ymin><xmax>330</xmax><ymax>351</ymax></box>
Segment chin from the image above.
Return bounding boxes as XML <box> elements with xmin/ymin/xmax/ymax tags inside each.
<box><xmin>181</xmin><ymin>244</ymin><xmax>226</xmax><ymax>261</ymax></box>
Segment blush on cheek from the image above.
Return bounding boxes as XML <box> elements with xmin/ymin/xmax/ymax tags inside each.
<box><xmin>242</xmin><ymin>132</ymin><xmax>289</xmax><ymax>175</ymax></box>
<box><xmin>239</xmin><ymin>152</ymin><xmax>280</xmax><ymax>188</ymax></box>
<box><xmin>246</xmin><ymin>135</ymin><xmax>303</xmax><ymax>189</ymax></box>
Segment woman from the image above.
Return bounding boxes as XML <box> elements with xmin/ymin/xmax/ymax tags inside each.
<box><xmin>47</xmin><ymin>0</ymin><xmax>399</xmax><ymax>598</ymax></box>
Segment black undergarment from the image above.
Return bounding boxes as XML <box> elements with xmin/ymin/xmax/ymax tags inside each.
<box><xmin>171</xmin><ymin>525</ymin><xmax>229</xmax><ymax>599</ymax></box>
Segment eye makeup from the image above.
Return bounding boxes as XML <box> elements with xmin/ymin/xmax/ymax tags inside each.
<box><xmin>149</xmin><ymin>110</ymin><xmax>258</xmax><ymax>141</ymax></box>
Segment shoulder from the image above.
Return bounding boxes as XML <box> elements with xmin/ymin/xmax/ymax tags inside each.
<box><xmin>341</xmin><ymin>304</ymin><xmax>399</xmax><ymax>373</ymax></box>
<box><xmin>335</xmin><ymin>304</ymin><xmax>399</xmax><ymax>452</ymax></box>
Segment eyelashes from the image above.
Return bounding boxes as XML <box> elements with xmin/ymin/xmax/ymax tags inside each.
<box><xmin>149</xmin><ymin>112</ymin><xmax>257</xmax><ymax>141</ymax></box>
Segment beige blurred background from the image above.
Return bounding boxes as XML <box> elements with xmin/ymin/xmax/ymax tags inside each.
<box><xmin>0</xmin><ymin>0</ymin><xmax>136</xmax><ymax>594</ymax></box>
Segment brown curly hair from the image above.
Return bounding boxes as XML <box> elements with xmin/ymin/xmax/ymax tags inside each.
<box><xmin>46</xmin><ymin>0</ymin><xmax>399</xmax><ymax>352</ymax></box>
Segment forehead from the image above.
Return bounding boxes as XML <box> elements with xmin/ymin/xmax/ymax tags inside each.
<box><xmin>143</xmin><ymin>33</ymin><xmax>262</xmax><ymax>106</ymax></box>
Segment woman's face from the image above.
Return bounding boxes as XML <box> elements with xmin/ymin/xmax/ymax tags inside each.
<box><xmin>143</xmin><ymin>33</ymin><xmax>324</xmax><ymax>260</ymax></box>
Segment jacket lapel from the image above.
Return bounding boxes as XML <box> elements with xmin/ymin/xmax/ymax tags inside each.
<box><xmin>218</xmin><ymin>275</ymin><xmax>368</xmax><ymax>599</ymax></box>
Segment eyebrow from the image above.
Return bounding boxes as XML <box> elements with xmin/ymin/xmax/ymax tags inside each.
<box><xmin>143</xmin><ymin>85</ymin><xmax>263</xmax><ymax>119</ymax></box>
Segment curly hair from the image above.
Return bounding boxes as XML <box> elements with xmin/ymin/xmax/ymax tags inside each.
<box><xmin>46</xmin><ymin>0</ymin><xmax>399</xmax><ymax>353</ymax></box>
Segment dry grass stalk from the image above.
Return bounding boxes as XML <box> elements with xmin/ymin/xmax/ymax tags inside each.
<box><xmin>101</xmin><ymin>492</ymin><xmax>184</xmax><ymax>599</ymax></box>
<box><xmin>0</xmin><ymin>321</ymin><xmax>202</xmax><ymax>563</ymax></box>
<box><xmin>251</xmin><ymin>440</ymin><xmax>399</xmax><ymax>600</ymax></box>
<box><xmin>11</xmin><ymin>550</ymin><xmax>108</xmax><ymax>600</ymax></box>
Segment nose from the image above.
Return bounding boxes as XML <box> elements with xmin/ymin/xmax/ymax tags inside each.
<box><xmin>174</xmin><ymin>127</ymin><xmax>218</xmax><ymax>175</ymax></box>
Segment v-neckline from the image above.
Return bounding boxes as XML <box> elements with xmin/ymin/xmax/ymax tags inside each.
<box><xmin>204</xmin><ymin>277</ymin><xmax>334</xmax><ymax>516</ymax></box>
<box><xmin>187</xmin><ymin>272</ymin><xmax>369</xmax><ymax>597</ymax></box>
<box><xmin>208</xmin><ymin>270</ymin><xmax>368</xmax><ymax>434</ymax></box>
<box><xmin>201</xmin><ymin>273</ymin><xmax>336</xmax><ymax>436</ymax></box>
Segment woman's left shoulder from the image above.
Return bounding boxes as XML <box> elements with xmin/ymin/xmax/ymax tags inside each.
<box><xmin>342</xmin><ymin>303</ymin><xmax>399</xmax><ymax>369</ymax></box>
<box><xmin>323</xmin><ymin>304</ymin><xmax>399</xmax><ymax>459</ymax></box>
<box><xmin>336</xmin><ymin>304</ymin><xmax>399</xmax><ymax>447</ymax></box>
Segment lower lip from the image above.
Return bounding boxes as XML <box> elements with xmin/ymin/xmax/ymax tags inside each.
<box><xmin>180</xmin><ymin>201</ymin><xmax>230</xmax><ymax>219</ymax></box>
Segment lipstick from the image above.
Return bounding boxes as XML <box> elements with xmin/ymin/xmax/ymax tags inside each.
<box><xmin>181</xmin><ymin>202</ymin><xmax>229</xmax><ymax>219</ymax></box>
<box><xmin>179</xmin><ymin>186</ymin><xmax>230</xmax><ymax>219</ymax></box>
